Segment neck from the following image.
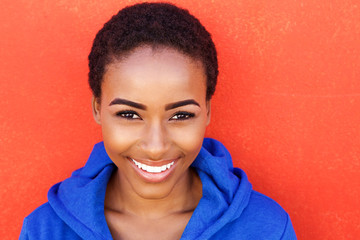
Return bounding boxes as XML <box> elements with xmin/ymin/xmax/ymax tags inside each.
<box><xmin>105</xmin><ymin>168</ymin><xmax>202</xmax><ymax>219</ymax></box>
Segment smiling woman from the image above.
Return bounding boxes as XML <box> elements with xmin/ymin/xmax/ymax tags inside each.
<box><xmin>96</xmin><ymin>46</ymin><xmax>208</xmax><ymax>203</ymax></box>
<box><xmin>19</xmin><ymin>2</ymin><xmax>296</xmax><ymax>240</ymax></box>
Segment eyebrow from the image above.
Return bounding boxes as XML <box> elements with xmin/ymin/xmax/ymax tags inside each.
<box><xmin>109</xmin><ymin>98</ymin><xmax>147</xmax><ymax>110</ymax></box>
<box><xmin>108</xmin><ymin>98</ymin><xmax>200</xmax><ymax>111</ymax></box>
<box><xmin>165</xmin><ymin>99</ymin><xmax>200</xmax><ymax>110</ymax></box>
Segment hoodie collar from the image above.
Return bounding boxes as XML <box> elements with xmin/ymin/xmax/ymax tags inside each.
<box><xmin>48</xmin><ymin>139</ymin><xmax>252</xmax><ymax>240</ymax></box>
<box><xmin>181</xmin><ymin>138</ymin><xmax>252</xmax><ymax>239</ymax></box>
<box><xmin>48</xmin><ymin>142</ymin><xmax>115</xmax><ymax>240</ymax></box>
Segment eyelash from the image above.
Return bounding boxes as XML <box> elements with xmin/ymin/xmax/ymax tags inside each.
<box><xmin>115</xmin><ymin>110</ymin><xmax>195</xmax><ymax>121</ymax></box>
<box><xmin>170</xmin><ymin>111</ymin><xmax>195</xmax><ymax>121</ymax></box>
<box><xmin>116</xmin><ymin>110</ymin><xmax>141</xmax><ymax>120</ymax></box>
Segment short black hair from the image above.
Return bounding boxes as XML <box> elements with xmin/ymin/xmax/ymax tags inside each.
<box><xmin>88</xmin><ymin>2</ymin><xmax>218</xmax><ymax>100</ymax></box>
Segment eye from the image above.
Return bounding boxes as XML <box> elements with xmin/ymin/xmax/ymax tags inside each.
<box><xmin>170</xmin><ymin>111</ymin><xmax>195</xmax><ymax>121</ymax></box>
<box><xmin>116</xmin><ymin>110</ymin><xmax>141</xmax><ymax>120</ymax></box>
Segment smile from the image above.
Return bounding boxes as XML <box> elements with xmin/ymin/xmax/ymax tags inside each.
<box><xmin>131</xmin><ymin>158</ymin><xmax>175</xmax><ymax>173</ymax></box>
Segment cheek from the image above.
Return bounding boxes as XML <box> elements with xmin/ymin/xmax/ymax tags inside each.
<box><xmin>101</xmin><ymin>117</ymin><xmax>140</xmax><ymax>159</ymax></box>
<box><xmin>171</xmin><ymin>120</ymin><xmax>207</xmax><ymax>158</ymax></box>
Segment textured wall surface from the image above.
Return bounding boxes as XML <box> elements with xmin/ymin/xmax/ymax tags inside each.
<box><xmin>1</xmin><ymin>0</ymin><xmax>359</xmax><ymax>239</ymax></box>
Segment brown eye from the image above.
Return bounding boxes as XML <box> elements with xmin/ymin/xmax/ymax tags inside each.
<box><xmin>116</xmin><ymin>110</ymin><xmax>141</xmax><ymax>120</ymax></box>
<box><xmin>170</xmin><ymin>112</ymin><xmax>195</xmax><ymax>121</ymax></box>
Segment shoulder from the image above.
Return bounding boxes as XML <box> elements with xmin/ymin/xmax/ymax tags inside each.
<box><xmin>23</xmin><ymin>202</ymin><xmax>59</xmax><ymax>227</ymax></box>
<box><xmin>247</xmin><ymin>190</ymin><xmax>288</xmax><ymax>221</ymax></box>
<box><xmin>20</xmin><ymin>202</ymin><xmax>81</xmax><ymax>239</ymax></box>
<box><xmin>211</xmin><ymin>190</ymin><xmax>297</xmax><ymax>239</ymax></box>
<box><xmin>234</xmin><ymin>190</ymin><xmax>297</xmax><ymax>239</ymax></box>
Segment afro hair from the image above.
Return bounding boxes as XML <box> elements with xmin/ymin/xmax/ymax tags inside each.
<box><xmin>88</xmin><ymin>2</ymin><xmax>218</xmax><ymax>100</ymax></box>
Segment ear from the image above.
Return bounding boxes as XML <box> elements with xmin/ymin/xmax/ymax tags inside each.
<box><xmin>206</xmin><ymin>100</ymin><xmax>211</xmax><ymax>126</ymax></box>
<box><xmin>92</xmin><ymin>96</ymin><xmax>102</xmax><ymax>125</ymax></box>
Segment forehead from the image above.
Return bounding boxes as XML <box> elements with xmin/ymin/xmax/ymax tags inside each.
<box><xmin>101</xmin><ymin>46</ymin><xmax>207</xmax><ymax>104</ymax></box>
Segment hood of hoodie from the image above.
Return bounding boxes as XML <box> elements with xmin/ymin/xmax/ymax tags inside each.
<box><xmin>47</xmin><ymin>138</ymin><xmax>252</xmax><ymax>240</ymax></box>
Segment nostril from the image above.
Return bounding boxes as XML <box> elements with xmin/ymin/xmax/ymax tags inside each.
<box><xmin>139</xmin><ymin>141</ymin><xmax>169</xmax><ymax>160</ymax></box>
<box><xmin>139</xmin><ymin>124</ymin><xmax>169</xmax><ymax>159</ymax></box>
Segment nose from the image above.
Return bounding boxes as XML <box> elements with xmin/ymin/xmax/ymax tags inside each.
<box><xmin>139</xmin><ymin>121</ymin><xmax>170</xmax><ymax>160</ymax></box>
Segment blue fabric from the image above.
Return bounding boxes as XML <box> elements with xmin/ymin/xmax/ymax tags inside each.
<box><xmin>20</xmin><ymin>138</ymin><xmax>297</xmax><ymax>239</ymax></box>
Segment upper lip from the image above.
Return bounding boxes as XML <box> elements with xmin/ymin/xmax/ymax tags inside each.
<box><xmin>128</xmin><ymin>157</ymin><xmax>179</xmax><ymax>166</ymax></box>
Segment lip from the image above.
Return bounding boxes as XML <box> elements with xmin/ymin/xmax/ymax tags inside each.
<box><xmin>128</xmin><ymin>157</ymin><xmax>179</xmax><ymax>183</ymax></box>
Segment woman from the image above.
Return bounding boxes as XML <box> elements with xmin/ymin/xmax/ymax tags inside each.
<box><xmin>20</xmin><ymin>3</ymin><xmax>296</xmax><ymax>239</ymax></box>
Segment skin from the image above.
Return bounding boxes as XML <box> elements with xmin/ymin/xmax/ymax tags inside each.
<box><xmin>92</xmin><ymin>45</ymin><xmax>210</xmax><ymax>240</ymax></box>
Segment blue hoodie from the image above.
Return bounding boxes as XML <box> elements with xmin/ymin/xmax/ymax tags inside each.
<box><xmin>20</xmin><ymin>138</ymin><xmax>297</xmax><ymax>239</ymax></box>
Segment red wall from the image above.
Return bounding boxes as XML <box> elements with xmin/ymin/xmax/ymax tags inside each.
<box><xmin>1</xmin><ymin>0</ymin><xmax>359</xmax><ymax>239</ymax></box>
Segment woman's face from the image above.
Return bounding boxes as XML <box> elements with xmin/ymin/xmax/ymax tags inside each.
<box><xmin>93</xmin><ymin>45</ymin><xmax>210</xmax><ymax>199</ymax></box>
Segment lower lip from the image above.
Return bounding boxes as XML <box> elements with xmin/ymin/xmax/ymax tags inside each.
<box><xmin>129</xmin><ymin>158</ymin><xmax>178</xmax><ymax>183</ymax></box>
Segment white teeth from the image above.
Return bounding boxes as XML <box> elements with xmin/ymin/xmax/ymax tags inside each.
<box><xmin>131</xmin><ymin>158</ymin><xmax>175</xmax><ymax>173</ymax></box>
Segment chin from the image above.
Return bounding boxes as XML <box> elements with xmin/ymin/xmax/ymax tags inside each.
<box><xmin>131</xmin><ymin>181</ymin><xmax>178</xmax><ymax>200</ymax></box>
